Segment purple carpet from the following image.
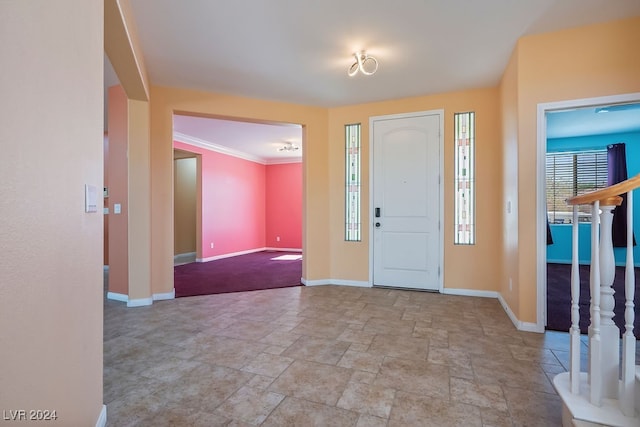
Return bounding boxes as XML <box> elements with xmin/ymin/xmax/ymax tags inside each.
<box><xmin>546</xmin><ymin>263</ymin><xmax>640</xmax><ymax>337</ymax></box>
<box><xmin>174</xmin><ymin>251</ymin><xmax>303</xmax><ymax>297</ymax></box>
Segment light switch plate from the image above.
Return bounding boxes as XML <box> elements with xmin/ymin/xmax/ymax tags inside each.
<box><xmin>85</xmin><ymin>184</ymin><xmax>98</xmax><ymax>213</ymax></box>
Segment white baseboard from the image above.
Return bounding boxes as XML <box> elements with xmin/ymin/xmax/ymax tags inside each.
<box><xmin>174</xmin><ymin>251</ymin><xmax>196</xmax><ymax>259</ymax></box>
<box><xmin>108</xmin><ymin>290</ymin><xmax>174</xmax><ymax>305</ymax></box>
<box><xmin>301</xmin><ymin>278</ymin><xmax>370</xmax><ymax>287</ymax></box>
<box><xmin>303</xmin><ymin>281</ymin><xmax>507</xmax><ymax>294</ymax></box>
<box><xmin>443</xmin><ymin>288</ymin><xmax>499</xmax><ymax>298</ymax></box>
<box><xmin>197</xmin><ymin>247</ymin><xmax>304</xmax><ymax>263</ymax></box>
<box><xmin>106</xmin><ymin>292</ymin><xmax>128</xmax><ymax>302</ymax></box>
<box><xmin>330</xmin><ymin>279</ymin><xmax>370</xmax><ymax>287</ymax></box>
<box><xmin>127</xmin><ymin>297</ymin><xmax>153</xmax><ymax>308</ymax></box>
<box><xmin>174</xmin><ymin>252</ymin><xmax>196</xmax><ymax>265</ymax></box>
<box><xmin>197</xmin><ymin>247</ymin><xmax>266</xmax><ymax>263</ymax></box>
<box><xmin>301</xmin><ymin>278</ymin><xmax>328</xmax><ymax>286</ymax></box>
<box><xmin>153</xmin><ymin>289</ymin><xmax>175</xmax><ymax>301</ymax></box>
<box><xmin>519</xmin><ymin>320</ymin><xmax>543</xmax><ymax>333</ymax></box>
<box><xmin>265</xmin><ymin>247</ymin><xmax>303</xmax><ymax>252</ymax></box>
<box><xmin>498</xmin><ymin>293</ymin><xmax>544</xmax><ymax>333</ymax></box>
<box><xmin>95</xmin><ymin>405</ymin><xmax>107</xmax><ymax>427</ymax></box>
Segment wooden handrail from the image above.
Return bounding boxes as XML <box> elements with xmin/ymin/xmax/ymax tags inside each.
<box><xmin>567</xmin><ymin>173</ymin><xmax>640</xmax><ymax>206</ymax></box>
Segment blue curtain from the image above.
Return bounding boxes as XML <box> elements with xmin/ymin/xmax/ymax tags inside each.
<box><xmin>607</xmin><ymin>143</ymin><xmax>636</xmax><ymax>247</ymax></box>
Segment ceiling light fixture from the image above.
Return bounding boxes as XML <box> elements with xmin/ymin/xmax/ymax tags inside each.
<box><xmin>348</xmin><ymin>51</ymin><xmax>378</xmax><ymax>77</ymax></box>
<box><xmin>278</xmin><ymin>141</ymin><xmax>300</xmax><ymax>152</ymax></box>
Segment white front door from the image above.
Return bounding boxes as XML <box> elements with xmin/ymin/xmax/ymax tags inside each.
<box><xmin>371</xmin><ymin>112</ymin><xmax>442</xmax><ymax>291</ymax></box>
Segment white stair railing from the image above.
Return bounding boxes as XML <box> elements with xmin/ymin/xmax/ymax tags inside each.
<box><xmin>554</xmin><ymin>173</ymin><xmax>640</xmax><ymax>427</ymax></box>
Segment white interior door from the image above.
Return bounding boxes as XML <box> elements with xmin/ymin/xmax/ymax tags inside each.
<box><xmin>372</xmin><ymin>112</ymin><xmax>442</xmax><ymax>291</ymax></box>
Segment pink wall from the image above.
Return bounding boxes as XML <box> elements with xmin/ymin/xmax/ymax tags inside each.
<box><xmin>173</xmin><ymin>141</ymin><xmax>303</xmax><ymax>258</ymax></box>
<box><xmin>205</xmin><ymin>153</ymin><xmax>265</xmax><ymax>256</ymax></box>
<box><xmin>174</xmin><ymin>141</ymin><xmax>265</xmax><ymax>258</ymax></box>
<box><xmin>266</xmin><ymin>163</ymin><xmax>302</xmax><ymax>249</ymax></box>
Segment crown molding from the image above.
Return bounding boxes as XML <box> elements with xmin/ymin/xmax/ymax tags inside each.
<box><xmin>266</xmin><ymin>158</ymin><xmax>302</xmax><ymax>165</ymax></box>
<box><xmin>174</xmin><ymin>132</ymin><xmax>266</xmax><ymax>164</ymax></box>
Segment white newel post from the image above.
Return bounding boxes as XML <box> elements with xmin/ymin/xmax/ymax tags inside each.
<box><xmin>620</xmin><ymin>190</ymin><xmax>636</xmax><ymax>416</ymax></box>
<box><xmin>598</xmin><ymin>204</ymin><xmax>619</xmax><ymax>399</ymax></box>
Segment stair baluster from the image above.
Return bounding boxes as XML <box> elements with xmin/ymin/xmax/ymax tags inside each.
<box><xmin>621</xmin><ymin>190</ymin><xmax>636</xmax><ymax>416</ymax></box>
<box><xmin>570</xmin><ymin>205</ymin><xmax>581</xmax><ymax>394</ymax></box>
<box><xmin>589</xmin><ymin>200</ymin><xmax>603</xmax><ymax>407</ymax></box>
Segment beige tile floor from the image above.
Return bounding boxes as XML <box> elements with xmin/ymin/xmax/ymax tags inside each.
<box><xmin>104</xmin><ymin>283</ymin><xmax>629</xmax><ymax>426</ymax></box>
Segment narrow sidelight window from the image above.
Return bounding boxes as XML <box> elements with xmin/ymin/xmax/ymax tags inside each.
<box><xmin>454</xmin><ymin>112</ymin><xmax>475</xmax><ymax>245</ymax></box>
<box><xmin>345</xmin><ymin>123</ymin><xmax>361</xmax><ymax>241</ymax></box>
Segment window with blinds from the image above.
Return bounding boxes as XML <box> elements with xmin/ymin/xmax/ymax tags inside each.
<box><xmin>546</xmin><ymin>149</ymin><xmax>608</xmax><ymax>224</ymax></box>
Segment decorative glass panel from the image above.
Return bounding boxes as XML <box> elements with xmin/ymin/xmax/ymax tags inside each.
<box><xmin>345</xmin><ymin>123</ymin><xmax>361</xmax><ymax>241</ymax></box>
<box><xmin>454</xmin><ymin>112</ymin><xmax>475</xmax><ymax>245</ymax></box>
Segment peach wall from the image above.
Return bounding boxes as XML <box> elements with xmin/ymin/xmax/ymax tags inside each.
<box><xmin>499</xmin><ymin>45</ymin><xmax>520</xmax><ymax>315</ymax></box>
<box><xmin>511</xmin><ymin>16</ymin><xmax>640</xmax><ymax>323</ymax></box>
<box><xmin>106</xmin><ymin>88</ymin><xmax>152</xmax><ymax>301</ymax></box>
<box><xmin>0</xmin><ymin>1</ymin><xmax>104</xmax><ymax>424</ymax></box>
<box><xmin>174</xmin><ymin>157</ymin><xmax>197</xmax><ymax>255</ymax></box>
<box><xmin>107</xmin><ymin>85</ymin><xmax>129</xmax><ymax>296</ymax></box>
<box><xmin>127</xmin><ymin>98</ymin><xmax>151</xmax><ymax>301</ymax></box>
<box><xmin>327</xmin><ymin>88</ymin><xmax>503</xmax><ymax>289</ymax></box>
<box><xmin>104</xmin><ymin>0</ymin><xmax>149</xmax><ymax>101</ymax></box>
<box><xmin>150</xmin><ymin>86</ymin><xmax>329</xmax><ymax>295</ymax></box>
<box><xmin>105</xmin><ymin>0</ymin><xmax>152</xmax><ymax>303</ymax></box>
<box><xmin>266</xmin><ymin>162</ymin><xmax>303</xmax><ymax>249</ymax></box>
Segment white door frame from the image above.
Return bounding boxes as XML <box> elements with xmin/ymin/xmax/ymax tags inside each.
<box><xmin>369</xmin><ymin>109</ymin><xmax>444</xmax><ymax>291</ymax></box>
<box><xmin>535</xmin><ymin>92</ymin><xmax>640</xmax><ymax>332</ymax></box>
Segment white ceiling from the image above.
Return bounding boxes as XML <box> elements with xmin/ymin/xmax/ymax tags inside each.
<box><xmin>173</xmin><ymin>115</ymin><xmax>303</xmax><ymax>164</ymax></box>
<box><xmin>547</xmin><ymin>104</ymin><xmax>640</xmax><ymax>139</ymax></box>
<box><xmin>105</xmin><ymin>1</ymin><xmax>640</xmax><ymax>158</ymax></box>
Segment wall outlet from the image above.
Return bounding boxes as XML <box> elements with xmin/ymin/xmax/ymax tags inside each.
<box><xmin>276</xmin><ymin>236</ymin><xmax>280</xmax><ymax>242</ymax></box>
<box><xmin>210</xmin><ymin>242</ymin><xmax>214</xmax><ymax>249</ymax></box>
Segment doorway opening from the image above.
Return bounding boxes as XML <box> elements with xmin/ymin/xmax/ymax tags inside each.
<box><xmin>173</xmin><ymin>149</ymin><xmax>198</xmax><ymax>266</ymax></box>
<box><xmin>171</xmin><ymin>113</ymin><xmax>304</xmax><ymax>296</ymax></box>
<box><xmin>536</xmin><ymin>92</ymin><xmax>640</xmax><ymax>332</ymax></box>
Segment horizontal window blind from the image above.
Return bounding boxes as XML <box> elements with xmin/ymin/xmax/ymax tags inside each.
<box><xmin>546</xmin><ymin>149</ymin><xmax>607</xmax><ymax>224</ymax></box>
